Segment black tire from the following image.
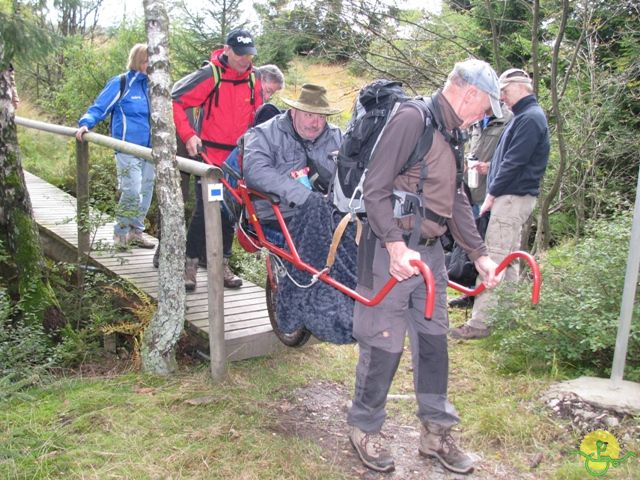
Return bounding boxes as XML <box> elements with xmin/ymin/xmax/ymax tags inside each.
<box><xmin>265</xmin><ymin>260</ymin><xmax>311</xmax><ymax>348</ymax></box>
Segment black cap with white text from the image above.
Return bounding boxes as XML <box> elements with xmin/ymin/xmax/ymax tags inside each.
<box><xmin>226</xmin><ymin>28</ymin><xmax>257</xmax><ymax>56</ymax></box>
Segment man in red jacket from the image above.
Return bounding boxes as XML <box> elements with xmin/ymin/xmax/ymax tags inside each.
<box><xmin>172</xmin><ymin>28</ymin><xmax>263</xmax><ymax>291</ymax></box>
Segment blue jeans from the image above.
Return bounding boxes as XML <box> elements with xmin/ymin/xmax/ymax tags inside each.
<box><xmin>114</xmin><ymin>152</ymin><xmax>155</xmax><ymax>236</ymax></box>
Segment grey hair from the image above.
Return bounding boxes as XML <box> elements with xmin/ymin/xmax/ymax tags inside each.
<box><xmin>257</xmin><ymin>64</ymin><xmax>285</xmax><ymax>88</ymax></box>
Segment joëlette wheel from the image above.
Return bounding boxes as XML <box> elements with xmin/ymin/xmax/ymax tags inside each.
<box><xmin>265</xmin><ymin>258</ymin><xmax>311</xmax><ymax>348</ymax></box>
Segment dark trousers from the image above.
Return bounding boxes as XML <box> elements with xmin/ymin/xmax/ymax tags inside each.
<box><xmin>347</xmin><ymin>238</ymin><xmax>459</xmax><ymax>432</ymax></box>
<box><xmin>186</xmin><ymin>176</ymin><xmax>235</xmax><ymax>259</ymax></box>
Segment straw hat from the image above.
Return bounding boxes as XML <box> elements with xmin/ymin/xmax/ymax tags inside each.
<box><xmin>282</xmin><ymin>84</ymin><xmax>342</xmax><ymax>115</ymax></box>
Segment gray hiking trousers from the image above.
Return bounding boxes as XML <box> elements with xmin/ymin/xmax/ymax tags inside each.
<box><xmin>347</xmin><ymin>238</ymin><xmax>460</xmax><ymax>433</ymax></box>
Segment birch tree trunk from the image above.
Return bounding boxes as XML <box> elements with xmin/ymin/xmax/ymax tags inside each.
<box><xmin>141</xmin><ymin>0</ymin><xmax>187</xmax><ymax>375</ymax></box>
<box><xmin>0</xmin><ymin>68</ymin><xmax>62</xmax><ymax>327</ymax></box>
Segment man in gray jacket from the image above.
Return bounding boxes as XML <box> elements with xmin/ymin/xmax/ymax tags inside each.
<box><xmin>243</xmin><ymin>84</ymin><xmax>342</xmax><ymax>222</ymax></box>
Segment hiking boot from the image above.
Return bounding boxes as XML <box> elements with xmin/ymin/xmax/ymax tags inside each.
<box><xmin>223</xmin><ymin>258</ymin><xmax>242</xmax><ymax>289</ymax></box>
<box><xmin>449</xmin><ymin>324</ymin><xmax>490</xmax><ymax>340</ymax></box>
<box><xmin>152</xmin><ymin>245</ymin><xmax>160</xmax><ymax>268</ymax></box>
<box><xmin>348</xmin><ymin>425</ymin><xmax>395</xmax><ymax>473</ymax></box>
<box><xmin>419</xmin><ymin>422</ymin><xmax>475</xmax><ymax>474</ymax></box>
<box><xmin>114</xmin><ymin>233</ymin><xmax>129</xmax><ymax>251</ymax></box>
<box><xmin>184</xmin><ymin>257</ymin><xmax>199</xmax><ymax>291</ymax></box>
<box><xmin>448</xmin><ymin>295</ymin><xmax>474</xmax><ymax>309</ymax></box>
<box><xmin>128</xmin><ymin>230</ymin><xmax>155</xmax><ymax>249</ymax></box>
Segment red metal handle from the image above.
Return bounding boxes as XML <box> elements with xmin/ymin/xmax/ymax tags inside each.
<box><xmin>447</xmin><ymin>250</ymin><xmax>541</xmax><ymax>305</ymax></box>
<box><xmin>361</xmin><ymin>259</ymin><xmax>436</xmax><ymax>319</ymax></box>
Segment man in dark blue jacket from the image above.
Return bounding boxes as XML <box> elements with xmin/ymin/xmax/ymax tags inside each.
<box><xmin>451</xmin><ymin>68</ymin><xmax>550</xmax><ymax>339</ymax></box>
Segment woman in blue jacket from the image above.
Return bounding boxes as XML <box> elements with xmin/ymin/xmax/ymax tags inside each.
<box><xmin>76</xmin><ymin>43</ymin><xmax>154</xmax><ymax>249</ymax></box>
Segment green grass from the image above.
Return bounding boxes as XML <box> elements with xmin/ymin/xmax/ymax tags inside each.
<box><xmin>1</xmin><ymin>349</ymin><xmax>354</xmax><ymax>480</ymax></box>
<box><xmin>3</xmin><ymin>340</ymin><xmax>638</xmax><ymax>479</ymax></box>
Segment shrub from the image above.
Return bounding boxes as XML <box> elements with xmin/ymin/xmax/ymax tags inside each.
<box><xmin>487</xmin><ymin>211</ymin><xmax>640</xmax><ymax>381</ymax></box>
<box><xmin>0</xmin><ymin>287</ymin><xmax>59</xmax><ymax>398</ymax></box>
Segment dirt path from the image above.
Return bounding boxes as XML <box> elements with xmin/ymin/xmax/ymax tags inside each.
<box><xmin>273</xmin><ymin>380</ymin><xmax>521</xmax><ymax>479</ymax></box>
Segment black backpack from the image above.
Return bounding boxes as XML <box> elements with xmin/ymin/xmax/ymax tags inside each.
<box><xmin>331</xmin><ymin>79</ymin><xmax>438</xmax><ymax>214</ymax></box>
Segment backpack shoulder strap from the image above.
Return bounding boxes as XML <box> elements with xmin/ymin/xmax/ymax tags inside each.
<box><xmin>400</xmin><ymin>97</ymin><xmax>448</xmax><ymax>247</ymax></box>
<box><xmin>210</xmin><ymin>62</ymin><xmax>222</xmax><ymax>107</ymax></box>
<box><xmin>400</xmin><ymin>98</ymin><xmax>435</xmax><ymax>174</ymax></box>
<box><xmin>205</xmin><ymin>62</ymin><xmax>256</xmax><ymax>111</ymax></box>
<box><xmin>119</xmin><ymin>73</ymin><xmax>127</xmax><ymax>99</ymax></box>
<box><xmin>110</xmin><ymin>73</ymin><xmax>128</xmax><ymax>131</ymax></box>
<box><xmin>248</xmin><ymin>71</ymin><xmax>256</xmax><ymax>105</ymax></box>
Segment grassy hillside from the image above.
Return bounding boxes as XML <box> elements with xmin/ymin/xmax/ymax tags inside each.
<box><xmin>275</xmin><ymin>58</ymin><xmax>367</xmax><ymax>128</ymax></box>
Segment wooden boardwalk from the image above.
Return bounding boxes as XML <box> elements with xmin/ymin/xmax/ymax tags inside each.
<box><xmin>25</xmin><ymin>170</ymin><xmax>283</xmax><ymax>361</ymax></box>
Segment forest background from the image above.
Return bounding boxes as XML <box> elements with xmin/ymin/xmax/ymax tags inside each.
<box><xmin>0</xmin><ymin>0</ymin><xmax>639</xmax><ymax>478</ymax></box>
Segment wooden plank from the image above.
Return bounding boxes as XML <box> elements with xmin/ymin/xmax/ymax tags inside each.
<box><xmin>188</xmin><ymin>309</ymin><xmax>269</xmax><ymax>327</ymax></box>
<box><xmin>187</xmin><ymin>292</ymin><xmax>266</xmax><ymax>308</ymax></box>
<box><xmin>25</xmin><ymin>170</ymin><xmax>280</xmax><ymax>361</ymax></box>
<box><xmin>187</xmin><ymin>301</ymin><xmax>267</xmax><ymax>316</ymax></box>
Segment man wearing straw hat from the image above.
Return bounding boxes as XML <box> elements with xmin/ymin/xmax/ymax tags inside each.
<box><xmin>243</xmin><ymin>83</ymin><xmax>343</xmax><ymax>222</ymax></box>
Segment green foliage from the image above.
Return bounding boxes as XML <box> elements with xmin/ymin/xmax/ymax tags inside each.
<box><xmin>36</xmin><ymin>23</ymin><xmax>146</xmax><ymax>124</ymax></box>
<box><xmin>487</xmin><ymin>211</ymin><xmax>640</xmax><ymax>381</ymax></box>
<box><xmin>229</xmin><ymin>240</ymin><xmax>266</xmax><ymax>288</ymax></box>
<box><xmin>169</xmin><ymin>0</ymin><xmax>243</xmax><ymax>78</ymax></box>
<box><xmin>0</xmin><ymin>10</ymin><xmax>57</xmax><ymax>69</ymax></box>
<box><xmin>17</xmin><ymin>126</ymin><xmax>76</xmax><ymax>190</ymax></box>
<box><xmin>0</xmin><ymin>287</ymin><xmax>58</xmax><ymax>399</ymax></box>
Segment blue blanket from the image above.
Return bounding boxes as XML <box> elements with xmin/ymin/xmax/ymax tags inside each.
<box><xmin>275</xmin><ymin>194</ymin><xmax>357</xmax><ymax>344</ymax></box>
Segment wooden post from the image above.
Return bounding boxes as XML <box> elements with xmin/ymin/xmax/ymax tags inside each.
<box><xmin>202</xmin><ymin>173</ymin><xmax>226</xmax><ymax>381</ymax></box>
<box><xmin>75</xmin><ymin>139</ymin><xmax>90</xmax><ymax>286</ymax></box>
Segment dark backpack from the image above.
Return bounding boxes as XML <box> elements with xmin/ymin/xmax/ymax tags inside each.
<box><xmin>331</xmin><ymin>79</ymin><xmax>440</xmax><ymax>216</ymax></box>
<box><xmin>447</xmin><ymin>213</ymin><xmax>490</xmax><ymax>287</ymax></box>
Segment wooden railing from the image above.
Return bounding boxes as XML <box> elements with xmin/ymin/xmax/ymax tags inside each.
<box><xmin>16</xmin><ymin>116</ymin><xmax>227</xmax><ymax>380</ymax></box>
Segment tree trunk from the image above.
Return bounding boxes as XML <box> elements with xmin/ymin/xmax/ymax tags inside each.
<box><xmin>141</xmin><ymin>0</ymin><xmax>187</xmax><ymax>375</ymax></box>
<box><xmin>484</xmin><ymin>0</ymin><xmax>501</xmax><ymax>73</ymax></box>
<box><xmin>531</xmin><ymin>0</ymin><xmax>540</xmax><ymax>97</ymax></box>
<box><xmin>534</xmin><ymin>0</ymin><xmax>569</xmax><ymax>251</ymax></box>
<box><xmin>0</xmin><ymin>69</ymin><xmax>62</xmax><ymax>327</ymax></box>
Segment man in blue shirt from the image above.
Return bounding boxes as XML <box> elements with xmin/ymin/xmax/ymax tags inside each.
<box><xmin>451</xmin><ymin>68</ymin><xmax>550</xmax><ymax>339</ymax></box>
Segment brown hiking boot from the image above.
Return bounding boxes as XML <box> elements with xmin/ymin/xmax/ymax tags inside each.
<box><xmin>113</xmin><ymin>233</ymin><xmax>129</xmax><ymax>251</ymax></box>
<box><xmin>128</xmin><ymin>230</ymin><xmax>155</xmax><ymax>249</ymax></box>
<box><xmin>223</xmin><ymin>258</ymin><xmax>242</xmax><ymax>289</ymax></box>
<box><xmin>419</xmin><ymin>422</ymin><xmax>475</xmax><ymax>474</ymax></box>
<box><xmin>348</xmin><ymin>425</ymin><xmax>395</xmax><ymax>473</ymax></box>
<box><xmin>449</xmin><ymin>324</ymin><xmax>490</xmax><ymax>340</ymax></box>
<box><xmin>184</xmin><ymin>257</ymin><xmax>199</xmax><ymax>291</ymax></box>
